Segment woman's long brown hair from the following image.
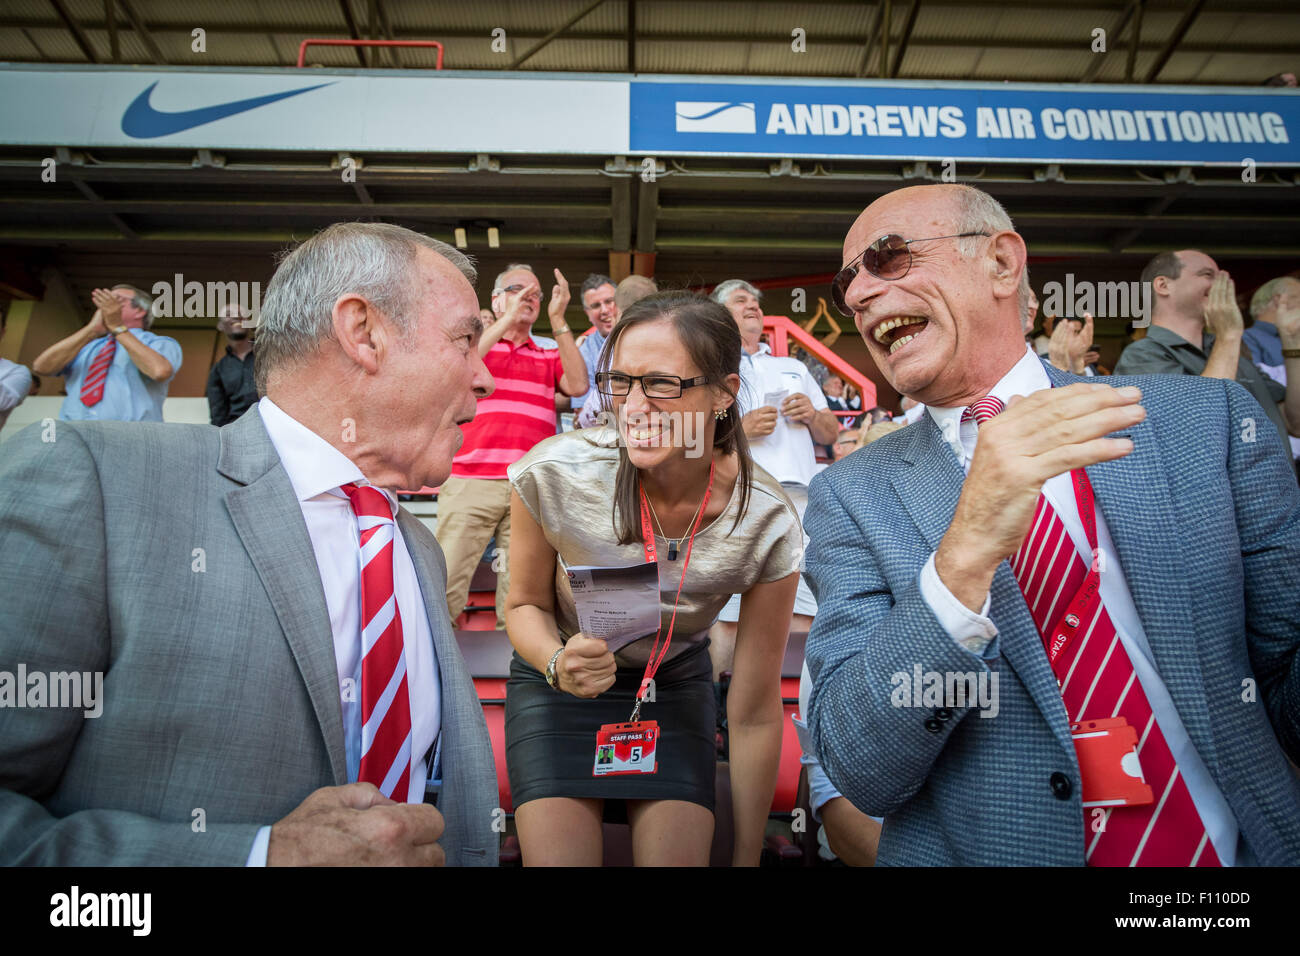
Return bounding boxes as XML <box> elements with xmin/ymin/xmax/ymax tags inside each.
<box><xmin>594</xmin><ymin>291</ymin><xmax>753</xmax><ymax>545</ymax></box>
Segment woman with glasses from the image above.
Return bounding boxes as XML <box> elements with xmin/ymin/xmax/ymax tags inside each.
<box><xmin>503</xmin><ymin>291</ymin><xmax>802</xmax><ymax>866</ymax></box>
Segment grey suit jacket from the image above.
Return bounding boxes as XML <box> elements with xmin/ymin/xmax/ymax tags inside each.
<box><xmin>0</xmin><ymin>407</ymin><xmax>499</xmax><ymax>865</ymax></box>
<box><xmin>805</xmin><ymin>363</ymin><xmax>1300</xmax><ymax>866</ymax></box>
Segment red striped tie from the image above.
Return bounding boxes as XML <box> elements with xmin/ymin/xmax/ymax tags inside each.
<box><xmin>341</xmin><ymin>482</ymin><xmax>413</xmax><ymax>801</ymax></box>
<box><xmin>79</xmin><ymin>336</ymin><xmax>117</xmax><ymax>407</ymax></box>
<box><xmin>965</xmin><ymin>397</ymin><xmax>1220</xmax><ymax>867</ymax></box>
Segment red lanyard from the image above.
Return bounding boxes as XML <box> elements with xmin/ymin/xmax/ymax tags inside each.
<box><xmin>631</xmin><ymin>459</ymin><xmax>715</xmax><ymax>719</ymax></box>
<box><xmin>1042</xmin><ymin>467</ymin><xmax>1106</xmax><ymax>681</ymax></box>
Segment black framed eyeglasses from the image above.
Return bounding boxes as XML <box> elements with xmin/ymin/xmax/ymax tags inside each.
<box><xmin>831</xmin><ymin>232</ymin><xmax>990</xmax><ymax>317</ymax></box>
<box><xmin>596</xmin><ymin>371</ymin><xmax>709</xmax><ymax>399</ymax></box>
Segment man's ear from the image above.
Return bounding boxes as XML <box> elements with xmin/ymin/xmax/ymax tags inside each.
<box><xmin>1152</xmin><ymin>275</ymin><xmax>1172</xmax><ymax>299</ymax></box>
<box><xmin>331</xmin><ymin>294</ymin><xmax>384</xmax><ymax>374</ymax></box>
<box><xmin>989</xmin><ymin>231</ymin><xmax>1028</xmax><ymax>302</ymax></box>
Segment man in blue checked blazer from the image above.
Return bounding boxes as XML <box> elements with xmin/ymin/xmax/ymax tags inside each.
<box><xmin>804</xmin><ymin>184</ymin><xmax>1300</xmax><ymax>867</ymax></box>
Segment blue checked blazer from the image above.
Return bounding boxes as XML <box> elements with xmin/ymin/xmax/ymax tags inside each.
<box><xmin>804</xmin><ymin>360</ymin><xmax>1300</xmax><ymax>866</ymax></box>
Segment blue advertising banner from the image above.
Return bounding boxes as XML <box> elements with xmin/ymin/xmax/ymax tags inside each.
<box><xmin>630</xmin><ymin>79</ymin><xmax>1300</xmax><ymax>166</ymax></box>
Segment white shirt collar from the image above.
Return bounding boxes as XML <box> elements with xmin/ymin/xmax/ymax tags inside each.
<box><xmin>743</xmin><ymin>341</ymin><xmax>772</xmax><ymax>359</ymax></box>
<box><xmin>926</xmin><ymin>345</ymin><xmax>1050</xmax><ymax>461</ymax></box>
<box><xmin>258</xmin><ymin>396</ymin><xmax>396</xmax><ymax>509</ymax></box>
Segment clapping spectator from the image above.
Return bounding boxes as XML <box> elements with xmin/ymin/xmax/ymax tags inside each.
<box><xmin>1115</xmin><ymin>251</ymin><xmax>1294</xmax><ymax>446</ymax></box>
<box><xmin>435</xmin><ymin>264</ymin><xmax>588</xmax><ymax>629</ymax></box>
<box><xmin>1047</xmin><ymin>311</ymin><xmax>1096</xmax><ymax>376</ymax></box>
<box><xmin>822</xmin><ymin>373</ymin><xmax>862</xmax><ymax>427</ymax></box>
<box><xmin>31</xmin><ymin>284</ymin><xmax>181</xmax><ymax>422</ymax></box>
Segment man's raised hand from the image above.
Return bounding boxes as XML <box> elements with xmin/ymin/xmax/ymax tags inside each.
<box><xmin>935</xmin><ymin>383</ymin><xmax>1144</xmax><ymax>612</ymax></box>
<box><xmin>1204</xmin><ymin>273</ymin><xmax>1243</xmax><ymax>338</ymax></box>
<box><xmin>548</xmin><ymin>268</ymin><xmax>572</xmax><ymax>329</ymax></box>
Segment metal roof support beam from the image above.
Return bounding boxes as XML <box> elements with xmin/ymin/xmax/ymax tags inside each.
<box><xmin>71</xmin><ymin>179</ymin><xmax>138</xmax><ymax>240</ymax></box>
<box><xmin>855</xmin><ymin>3</ymin><xmax>885</xmax><ymax>78</ymax></box>
<box><xmin>1107</xmin><ymin>191</ymin><xmax>1179</xmax><ymax>252</ymax></box>
<box><xmin>1145</xmin><ymin>0</ymin><xmax>1204</xmax><ymax>83</ymax></box>
<box><xmin>1126</xmin><ymin>0</ymin><xmax>1144</xmax><ymax>82</ymax></box>
<box><xmin>627</xmin><ymin>0</ymin><xmax>636</xmax><ymax>73</ymax></box>
<box><xmin>104</xmin><ymin>0</ymin><xmax>119</xmax><ymax>62</ymax></box>
<box><xmin>1081</xmin><ymin>0</ymin><xmax>1136</xmax><ymax>83</ymax></box>
<box><xmin>372</xmin><ymin>0</ymin><xmax>400</xmax><ymax>67</ymax></box>
<box><xmin>46</xmin><ymin>0</ymin><xmax>97</xmax><ymax>63</ymax></box>
<box><xmin>611</xmin><ymin>176</ymin><xmax>632</xmax><ymax>252</ymax></box>
<box><xmin>511</xmin><ymin>0</ymin><xmax>610</xmax><ymax>69</ymax></box>
<box><xmin>336</xmin><ymin>0</ymin><xmax>368</xmax><ymax>67</ymax></box>
<box><xmin>636</xmin><ymin>176</ymin><xmax>658</xmax><ymax>255</ymax></box>
<box><xmin>116</xmin><ymin>0</ymin><xmax>165</xmax><ymax>64</ymax></box>
<box><xmin>879</xmin><ymin>0</ymin><xmax>891</xmax><ymax>79</ymax></box>
<box><xmin>890</xmin><ymin>0</ymin><xmax>921</xmax><ymax>78</ymax></box>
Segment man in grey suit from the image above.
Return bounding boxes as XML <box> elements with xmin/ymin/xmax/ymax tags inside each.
<box><xmin>805</xmin><ymin>184</ymin><xmax>1300</xmax><ymax>866</ymax></box>
<box><xmin>0</xmin><ymin>222</ymin><xmax>500</xmax><ymax>865</ymax></box>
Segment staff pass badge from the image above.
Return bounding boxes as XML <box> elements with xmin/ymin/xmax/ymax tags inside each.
<box><xmin>593</xmin><ymin>721</ymin><xmax>659</xmax><ymax>776</ymax></box>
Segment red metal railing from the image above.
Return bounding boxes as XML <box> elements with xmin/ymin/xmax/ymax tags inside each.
<box><xmin>297</xmin><ymin>39</ymin><xmax>445</xmax><ymax>69</ymax></box>
<box><xmin>762</xmin><ymin>314</ymin><xmax>877</xmax><ymax>412</ymax></box>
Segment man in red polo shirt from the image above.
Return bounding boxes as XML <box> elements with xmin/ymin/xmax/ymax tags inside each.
<box><xmin>437</xmin><ymin>263</ymin><xmax>588</xmax><ymax>628</ymax></box>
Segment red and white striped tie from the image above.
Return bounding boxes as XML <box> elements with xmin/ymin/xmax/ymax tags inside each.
<box><xmin>341</xmin><ymin>482</ymin><xmax>413</xmax><ymax>800</ymax></box>
<box><xmin>79</xmin><ymin>336</ymin><xmax>117</xmax><ymax>407</ymax></box>
<box><xmin>965</xmin><ymin>396</ymin><xmax>1220</xmax><ymax>867</ymax></box>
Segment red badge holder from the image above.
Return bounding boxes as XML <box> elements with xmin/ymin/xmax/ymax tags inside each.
<box><xmin>1070</xmin><ymin>717</ymin><xmax>1155</xmax><ymax>808</ymax></box>
<box><xmin>593</xmin><ymin>721</ymin><xmax>660</xmax><ymax>776</ymax></box>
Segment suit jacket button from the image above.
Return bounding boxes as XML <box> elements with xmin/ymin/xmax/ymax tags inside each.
<box><xmin>935</xmin><ymin>708</ymin><xmax>953</xmax><ymax>721</ymax></box>
<box><xmin>1050</xmin><ymin>772</ymin><xmax>1072</xmax><ymax>799</ymax></box>
<box><xmin>924</xmin><ymin>717</ymin><xmax>943</xmax><ymax>733</ymax></box>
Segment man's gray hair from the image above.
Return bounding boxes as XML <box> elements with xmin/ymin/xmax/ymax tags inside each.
<box><xmin>951</xmin><ymin>185</ymin><xmax>1015</xmax><ymax>257</ymax></box>
<box><xmin>493</xmin><ymin>263</ymin><xmax>536</xmax><ymax>293</ymax></box>
<box><xmin>1018</xmin><ymin>268</ymin><xmax>1033</xmax><ymax>323</ymax></box>
<box><xmin>711</xmin><ymin>278</ymin><xmax>762</xmax><ymax>306</ymax></box>
<box><xmin>254</xmin><ymin>221</ymin><xmax>476</xmax><ymax>393</ymax></box>
<box><xmin>1250</xmin><ymin>276</ymin><xmax>1299</xmax><ymax>320</ymax></box>
<box><xmin>112</xmin><ymin>283</ymin><xmax>155</xmax><ymax>329</ymax></box>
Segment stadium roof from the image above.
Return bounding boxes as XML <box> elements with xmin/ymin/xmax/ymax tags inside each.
<box><xmin>1</xmin><ymin>0</ymin><xmax>1296</xmax><ymax>86</ymax></box>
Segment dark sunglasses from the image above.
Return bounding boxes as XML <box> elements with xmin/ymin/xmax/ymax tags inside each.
<box><xmin>831</xmin><ymin>232</ymin><xmax>990</xmax><ymax>317</ymax></box>
<box><xmin>596</xmin><ymin>371</ymin><xmax>709</xmax><ymax>399</ymax></box>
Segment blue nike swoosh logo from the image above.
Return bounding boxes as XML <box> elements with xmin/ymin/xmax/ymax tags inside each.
<box><xmin>121</xmin><ymin>81</ymin><xmax>334</xmax><ymax>138</ymax></box>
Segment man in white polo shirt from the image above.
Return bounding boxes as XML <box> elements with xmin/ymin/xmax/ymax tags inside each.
<box><xmin>708</xmin><ymin>278</ymin><xmax>839</xmax><ymax>677</ymax></box>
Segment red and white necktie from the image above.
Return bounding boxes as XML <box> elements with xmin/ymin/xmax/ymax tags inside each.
<box><xmin>964</xmin><ymin>397</ymin><xmax>1220</xmax><ymax>867</ymax></box>
<box><xmin>342</xmin><ymin>482</ymin><xmax>413</xmax><ymax>800</ymax></box>
<box><xmin>79</xmin><ymin>336</ymin><xmax>117</xmax><ymax>407</ymax></box>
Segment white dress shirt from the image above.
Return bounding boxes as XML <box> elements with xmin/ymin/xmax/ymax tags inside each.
<box><xmin>245</xmin><ymin>397</ymin><xmax>441</xmax><ymax>865</ymax></box>
<box><xmin>917</xmin><ymin>346</ymin><xmax>1240</xmax><ymax>865</ymax></box>
<box><xmin>737</xmin><ymin>343</ymin><xmax>829</xmax><ymax>486</ymax></box>
<box><xmin>0</xmin><ymin>358</ymin><xmax>32</xmax><ymax>430</ymax></box>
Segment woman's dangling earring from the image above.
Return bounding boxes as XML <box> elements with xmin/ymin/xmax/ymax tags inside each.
<box><xmin>714</xmin><ymin>407</ymin><xmax>728</xmax><ymax>420</ymax></box>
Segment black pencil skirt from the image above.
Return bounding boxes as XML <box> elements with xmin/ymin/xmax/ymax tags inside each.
<box><xmin>505</xmin><ymin>640</ymin><xmax>717</xmax><ymax>823</ymax></box>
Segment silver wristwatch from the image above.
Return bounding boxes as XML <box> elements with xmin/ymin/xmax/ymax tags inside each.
<box><xmin>545</xmin><ymin>647</ymin><xmax>565</xmax><ymax>690</ymax></box>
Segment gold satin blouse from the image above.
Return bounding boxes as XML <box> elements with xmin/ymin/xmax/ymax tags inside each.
<box><xmin>507</xmin><ymin>425</ymin><xmax>804</xmax><ymax>666</ymax></box>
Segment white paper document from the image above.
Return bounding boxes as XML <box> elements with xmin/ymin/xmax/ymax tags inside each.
<box><xmin>762</xmin><ymin>388</ymin><xmax>788</xmax><ymax>410</ymax></box>
<box><xmin>564</xmin><ymin>560</ymin><xmax>662</xmax><ymax>653</ymax></box>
